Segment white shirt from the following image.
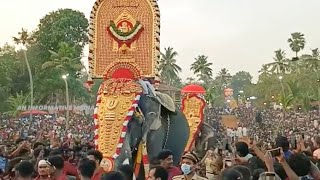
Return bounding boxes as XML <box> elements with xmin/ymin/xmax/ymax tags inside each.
<box><xmin>243</xmin><ymin>127</ymin><xmax>247</xmax><ymax>137</ymax></box>
<box><xmin>237</xmin><ymin>127</ymin><xmax>243</xmax><ymax>137</ymax></box>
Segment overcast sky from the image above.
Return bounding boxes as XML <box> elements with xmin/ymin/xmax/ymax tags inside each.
<box><xmin>1</xmin><ymin>0</ymin><xmax>320</xmax><ymax>81</ymax></box>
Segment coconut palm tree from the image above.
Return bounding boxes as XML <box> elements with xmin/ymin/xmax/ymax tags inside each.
<box><xmin>190</xmin><ymin>55</ymin><xmax>213</xmax><ymax>82</ymax></box>
<box><xmin>159</xmin><ymin>47</ymin><xmax>182</xmax><ymax>86</ymax></box>
<box><xmin>186</xmin><ymin>77</ymin><xmax>196</xmax><ymax>84</ymax></box>
<box><xmin>216</xmin><ymin>68</ymin><xmax>232</xmax><ymax>87</ymax></box>
<box><xmin>13</xmin><ymin>28</ymin><xmax>34</xmax><ymax>120</ymax></box>
<box><xmin>288</xmin><ymin>32</ymin><xmax>305</xmax><ymax>59</ymax></box>
<box><xmin>266</xmin><ymin>49</ymin><xmax>289</xmax><ymax>74</ymax></box>
<box><xmin>6</xmin><ymin>92</ymin><xmax>29</xmax><ymax>117</ymax></box>
<box><xmin>301</xmin><ymin>48</ymin><xmax>320</xmax><ymax>71</ymax></box>
<box><xmin>42</xmin><ymin>42</ymin><xmax>83</xmax><ymax>73</ymax></box>
<box><xmin>258</xmin><ymin>64</ymin><xmax>271</xmax><ymax>77</ymax></box>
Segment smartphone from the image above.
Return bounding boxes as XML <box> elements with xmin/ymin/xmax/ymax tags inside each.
<box><xmin>290</xmin><ymin>136</ymin><xmax>297</xmax><ymax>149</ymax></box>
<box><xmin>268</xmin><ymin>148</ymin><xmax>281</xmax><ymax>157</ymax></box>
<box><xmin>264</xmin><ymin>172</ymin><xmax>276</xmax><ymax>180</ymax></box>
<box><xmin>225</xmin><ymin>158</ymin><xmax>232</xmax><ymax>167</ymax></box>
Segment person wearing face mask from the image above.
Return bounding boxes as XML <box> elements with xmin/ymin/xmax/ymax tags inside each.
<box><xmin>172</xmin><ymin>152</ymin><xmax>207</xmax><ymax>180</ymax></box>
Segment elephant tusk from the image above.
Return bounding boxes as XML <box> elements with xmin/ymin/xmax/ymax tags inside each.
<box><xmin>148</xmin><ymin>112</ymin><xmax>156</xmax><ymax>116</ymax></box>
<box><xmin>122</xmin><ymin>158</ymin><xmax>130</xmax><ymax>165</ymax></box>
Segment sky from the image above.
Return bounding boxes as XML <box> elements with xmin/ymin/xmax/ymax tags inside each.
<box><xmin>1</xmin><ymin>0</ymin><xmax>320</xmax><ymax>82</ymax></box>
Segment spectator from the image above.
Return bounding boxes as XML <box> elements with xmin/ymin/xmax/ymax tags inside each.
<box><xmin>232</xmin><ymin>165</ymin><xmax>251</xmax><ymax>179</ymax></box>
<box><xmin>101</xmin><ymin>171</ymin><xmax>125</xmax><ymax>180</ymax></box>
<box><xmin>287</xmin><ymin>153</ymin><xmax>313</xmax><ymax>179</ymax></box>
<box><xmin>34</xmin><ymin>160</ymin><xmax>52</xmax><ymax>180</ymax></box>
<box><xmin>78</xmin><ymin>158</ymin><xmax>96</xmax><ymax>180</ymax></box>
<box><xmin>157</xmin><ymin>150</ymin><xmax>181</xmax><ymax>180</ymax></box>
<box><xmin>147</xmin><ymin>166</ymin><xmax>168</xmax><ymax>180</ymax></box>
<box><xmin>275</xmin><ymin>136</ymin><xmax>293</xmax><ymax>160</ymax></box>
<box><xmin>14</xmin><ymin>160</ymin><xmax>34</xmax><ymax>180</ymax></box>
<box><xmin>235</xmin><ymin>141</ymin><xmax>253</xmax><ymax>161</ymax></box>
<box><xmin>172</xmin><ymin>152</ymin><xmax>206</xmax><ymax>180</ymax></box>
<box><xmin>87</xmin><ymin>150</ymin><xmax>105</xmax><ymax>180</ymax></box>
<box><xmin>118</xmin><ymin>164</ymin><xmax>133</xmax><ymax>180</ymax></box>
<box><xmin>220</xmin><ymin>168</ymin><xmax>243</xmax><ymax>180</ymax></box>
<box><xmin>0</xmin><ymin>147</ymin><xmax>7</xmax><ymax>173</ymax></box>
<box><xmin>47</xmin><ymin>155</ymin><xmax>69</xmax><ymax>180</ymax></box>
<box><xmin>313</xmin><ymin>136</ymin><xmax>320</xmax><ymax>160</ymax></box>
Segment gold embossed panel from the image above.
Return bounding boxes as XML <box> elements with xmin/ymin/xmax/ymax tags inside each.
<box><xmin>88</xmin><ymin>0</ymin><xmax>160</xmax><ymax>79</ymax></box>
<box><xmin>97</xmin><ymin>92</ymin><xmax>136</xmax><ymax>156</ymax></box>
<box><xmin>181</xmin><ymin>95</ymin><xmax>206</xmax><ymax>152</ymax></box>
<box><xmin>96</xmin><ymin>79</ymin><xmax>142</xmax><ymax>159</ymax></box>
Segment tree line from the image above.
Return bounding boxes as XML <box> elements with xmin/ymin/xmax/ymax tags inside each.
<box><xmin>159</xmin><ymin>33</ymin><xmax>320</xmax><ymax>111</ymax></box>
<box><xmin>0</xmin><ymin>9</ymin><xmax>319</xmax><ymax>115</ymax></box>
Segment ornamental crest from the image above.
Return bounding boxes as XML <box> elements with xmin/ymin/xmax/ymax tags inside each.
<box><xmin>107</xmin><ymin>11</ymin><xmax>144</xmax><ymax>59</ymax></box>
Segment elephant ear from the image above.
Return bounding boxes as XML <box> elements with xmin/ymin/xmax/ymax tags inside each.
<box><xmin>154</xmin><ymin>92</ymin><xmax>176</xmax><ymax>113</ymax></box>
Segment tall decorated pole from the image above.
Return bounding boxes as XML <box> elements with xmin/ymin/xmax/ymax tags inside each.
<box><xmin>181</xmin><ymin>84</ymin><xmax>206</xmax><ymax>152</ymax></box>
<box><xmin>86</xmin><ymin>0</ymin><xmax>160</xmax><ymax>175</ymax></box>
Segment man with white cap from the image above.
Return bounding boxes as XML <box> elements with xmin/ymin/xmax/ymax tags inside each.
<box><xmin>35</xmin><ymin>160</ymin><xmax>52</xmax><ymax>180</ymax></box>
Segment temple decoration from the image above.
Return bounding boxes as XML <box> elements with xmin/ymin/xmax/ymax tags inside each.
<box><xmin>94</xmin><ymin>79</ymin><xmax>142</xmax><ymax>171</ymax></box>
<box><xmin>181</xmin><ymin>84</ymin><xmax>206</xmax><ymax>152</ymax></box>
<box><xmin>87</xmin><ymin>0</ymin><xmax>161</xmax><ymax>82</ymax></box>
<box><xmin>88</xmin><ymin>0</ymin><xmax>160</xmax><ymax>174</ymax></box>
<box><xmin>224</xmin><ymin>88</ymin><xmax>238</xmax><ymax>110</ymax></box>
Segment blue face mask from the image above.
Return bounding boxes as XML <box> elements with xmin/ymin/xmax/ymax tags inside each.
<box><xmin>181</xmin><ymin>163</ymin><xmax>192</xmax><ymax>175</ymax></box>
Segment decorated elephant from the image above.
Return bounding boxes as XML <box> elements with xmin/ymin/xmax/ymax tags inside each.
<box><xmin>194</xmin><ymin>122</ymin><xmax>216</xmax><ymax>158</ymax></box>
<box><xmin>93</xmin><ymin>79</ymin><xmax>190</xmax><ymax>177</ymax></box>
<box><xmin>117</xmin><ymin>86</ymin><xmax>190</xmax><ymax>168</ymax></box>
<box><xmin>84</xmin><ymin>0</ymin><xmax>201</xmax><ymax>178</ymax></box>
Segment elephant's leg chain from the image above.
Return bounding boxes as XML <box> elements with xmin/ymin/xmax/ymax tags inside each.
<box><xmin>163</xmin><ymin>114</ymin><xmax>170</xmax><ymax>149</ymax></box>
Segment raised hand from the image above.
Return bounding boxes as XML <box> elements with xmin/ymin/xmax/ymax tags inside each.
<box><xmin>264</xmin><ymin>152</ymin><xmax>274</xmax><ymax>172</ymax></box>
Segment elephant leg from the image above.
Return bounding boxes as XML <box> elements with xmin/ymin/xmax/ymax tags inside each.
<box><xmin>114</xmin><ymin>115</ymin><xmax>143</xmax><ymax>170</ymax></box>
<box><xmin>163</xmin><ymin>109</ymin><xmax>190</xmax><ymax>165</ymax></box>
<box><xmin>114</xmin><ymin>132</ymin><xmax>133</xmax><ymax>169</ymax></box>
<box><xmin>146</xmin><ymin>126</ymin><xmax>165</xmax><ymax>162</ymax></box>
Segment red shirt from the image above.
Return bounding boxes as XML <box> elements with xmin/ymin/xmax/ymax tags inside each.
<box><xmin>91</xmin><ymin>168</ymin><xmax>105</xmax><ymax>180</ymax></box>
<box><xmin>167</xmin><ymin>166</ymin><xmax>181</xmax><ymax>180</ymax></box>
<box><xmin>63</xmin><ymin>161</ymin><xmax>78</xmax><ymax>178</ymax></box>
<box><xmin>34</xmin><ymin>176</ymin><xmax>50</xmax><ymax>180</ymax></box>
<box><xmin>55</xmin><ymin>173</ymin><xmax>68</xmax><ymax>180</ymax></box>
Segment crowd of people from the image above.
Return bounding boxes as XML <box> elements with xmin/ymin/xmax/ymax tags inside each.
<box><xmin>0</xmin><ymin>106</ymin><xmax>320</xmax><ymax>180</ymax></box>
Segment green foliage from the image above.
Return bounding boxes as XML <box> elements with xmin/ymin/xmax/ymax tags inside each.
<box><xmin>231</xmin><ymin>71</ymin><xmax>252</xmax><ymax>97</ymax></box>
<box><xmin>35</xmin><ymin>9</ymin><xmax>88</xmax><ymax>54</ymax></box>
<box><xmin>266</xmin><ymin>49</ymin><xmax>289</xmax><ymax>74</ymax></box>
<box><xmin>190</xmin><ymin>55</ymin><xmax>213</xmax><ymax>82</ymax></box>
<box><xmin>0</xmin><ymin>8</ymin><xmax>91</xmax><ymax>113</ymax></box>
<box><xmin>288</xmin><ymin>32</ymin><xmax>305</xmax><ymax>58</ymax></box>
<box><xmin>6</xmin><ymin>92</ymin><xmax>29</xmax><ymax>116</ymax></box>
<box><xmin>0</xmin><ymin>11</ymin><xmax>319</xmax><ymax>116</ymax></box>
<box><xmin>159</xmin><ymin>47</ymin><xmax>182</xmax><ymax>87</ymax></box>
<box><xmin>12</xmin><ymin>28</ymin><xmax>34</xmax><ymax>46</ymax></box>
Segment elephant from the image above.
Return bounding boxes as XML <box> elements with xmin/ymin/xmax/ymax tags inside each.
<box><xmin>194</xmin><ymin>122</ymin><xmax>217</xmax><ymax>158</ymax></box>
<box><xmin>110</xmin><ymin>86</ymin><xmax>190</xmax><ymax>175</ymax></box>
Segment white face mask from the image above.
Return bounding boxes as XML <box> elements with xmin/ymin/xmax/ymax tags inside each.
<box><xmin>181</xmin><ymin>163</ymin><xmax>192</xmax><ymax>175</ymax></box>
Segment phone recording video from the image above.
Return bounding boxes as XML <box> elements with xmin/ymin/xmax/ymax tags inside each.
<box><xmin>264</xmin><ymin>172</ymin><xmax>276</xmax><ymax>180</ymax></box>
<box><xmin>268</xmin><ymin>148</ymin><xmax>281</xmax><ymax>157</ymax></box>
<box><xmin>225</xmin><ymin>158</ymin><xmax>232</xmax><ymax>167</ymax></box>
<box><xmin>290</xmin><ymin>135</ymin><xmax>297</xmax><ymax>149</ymax></box>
